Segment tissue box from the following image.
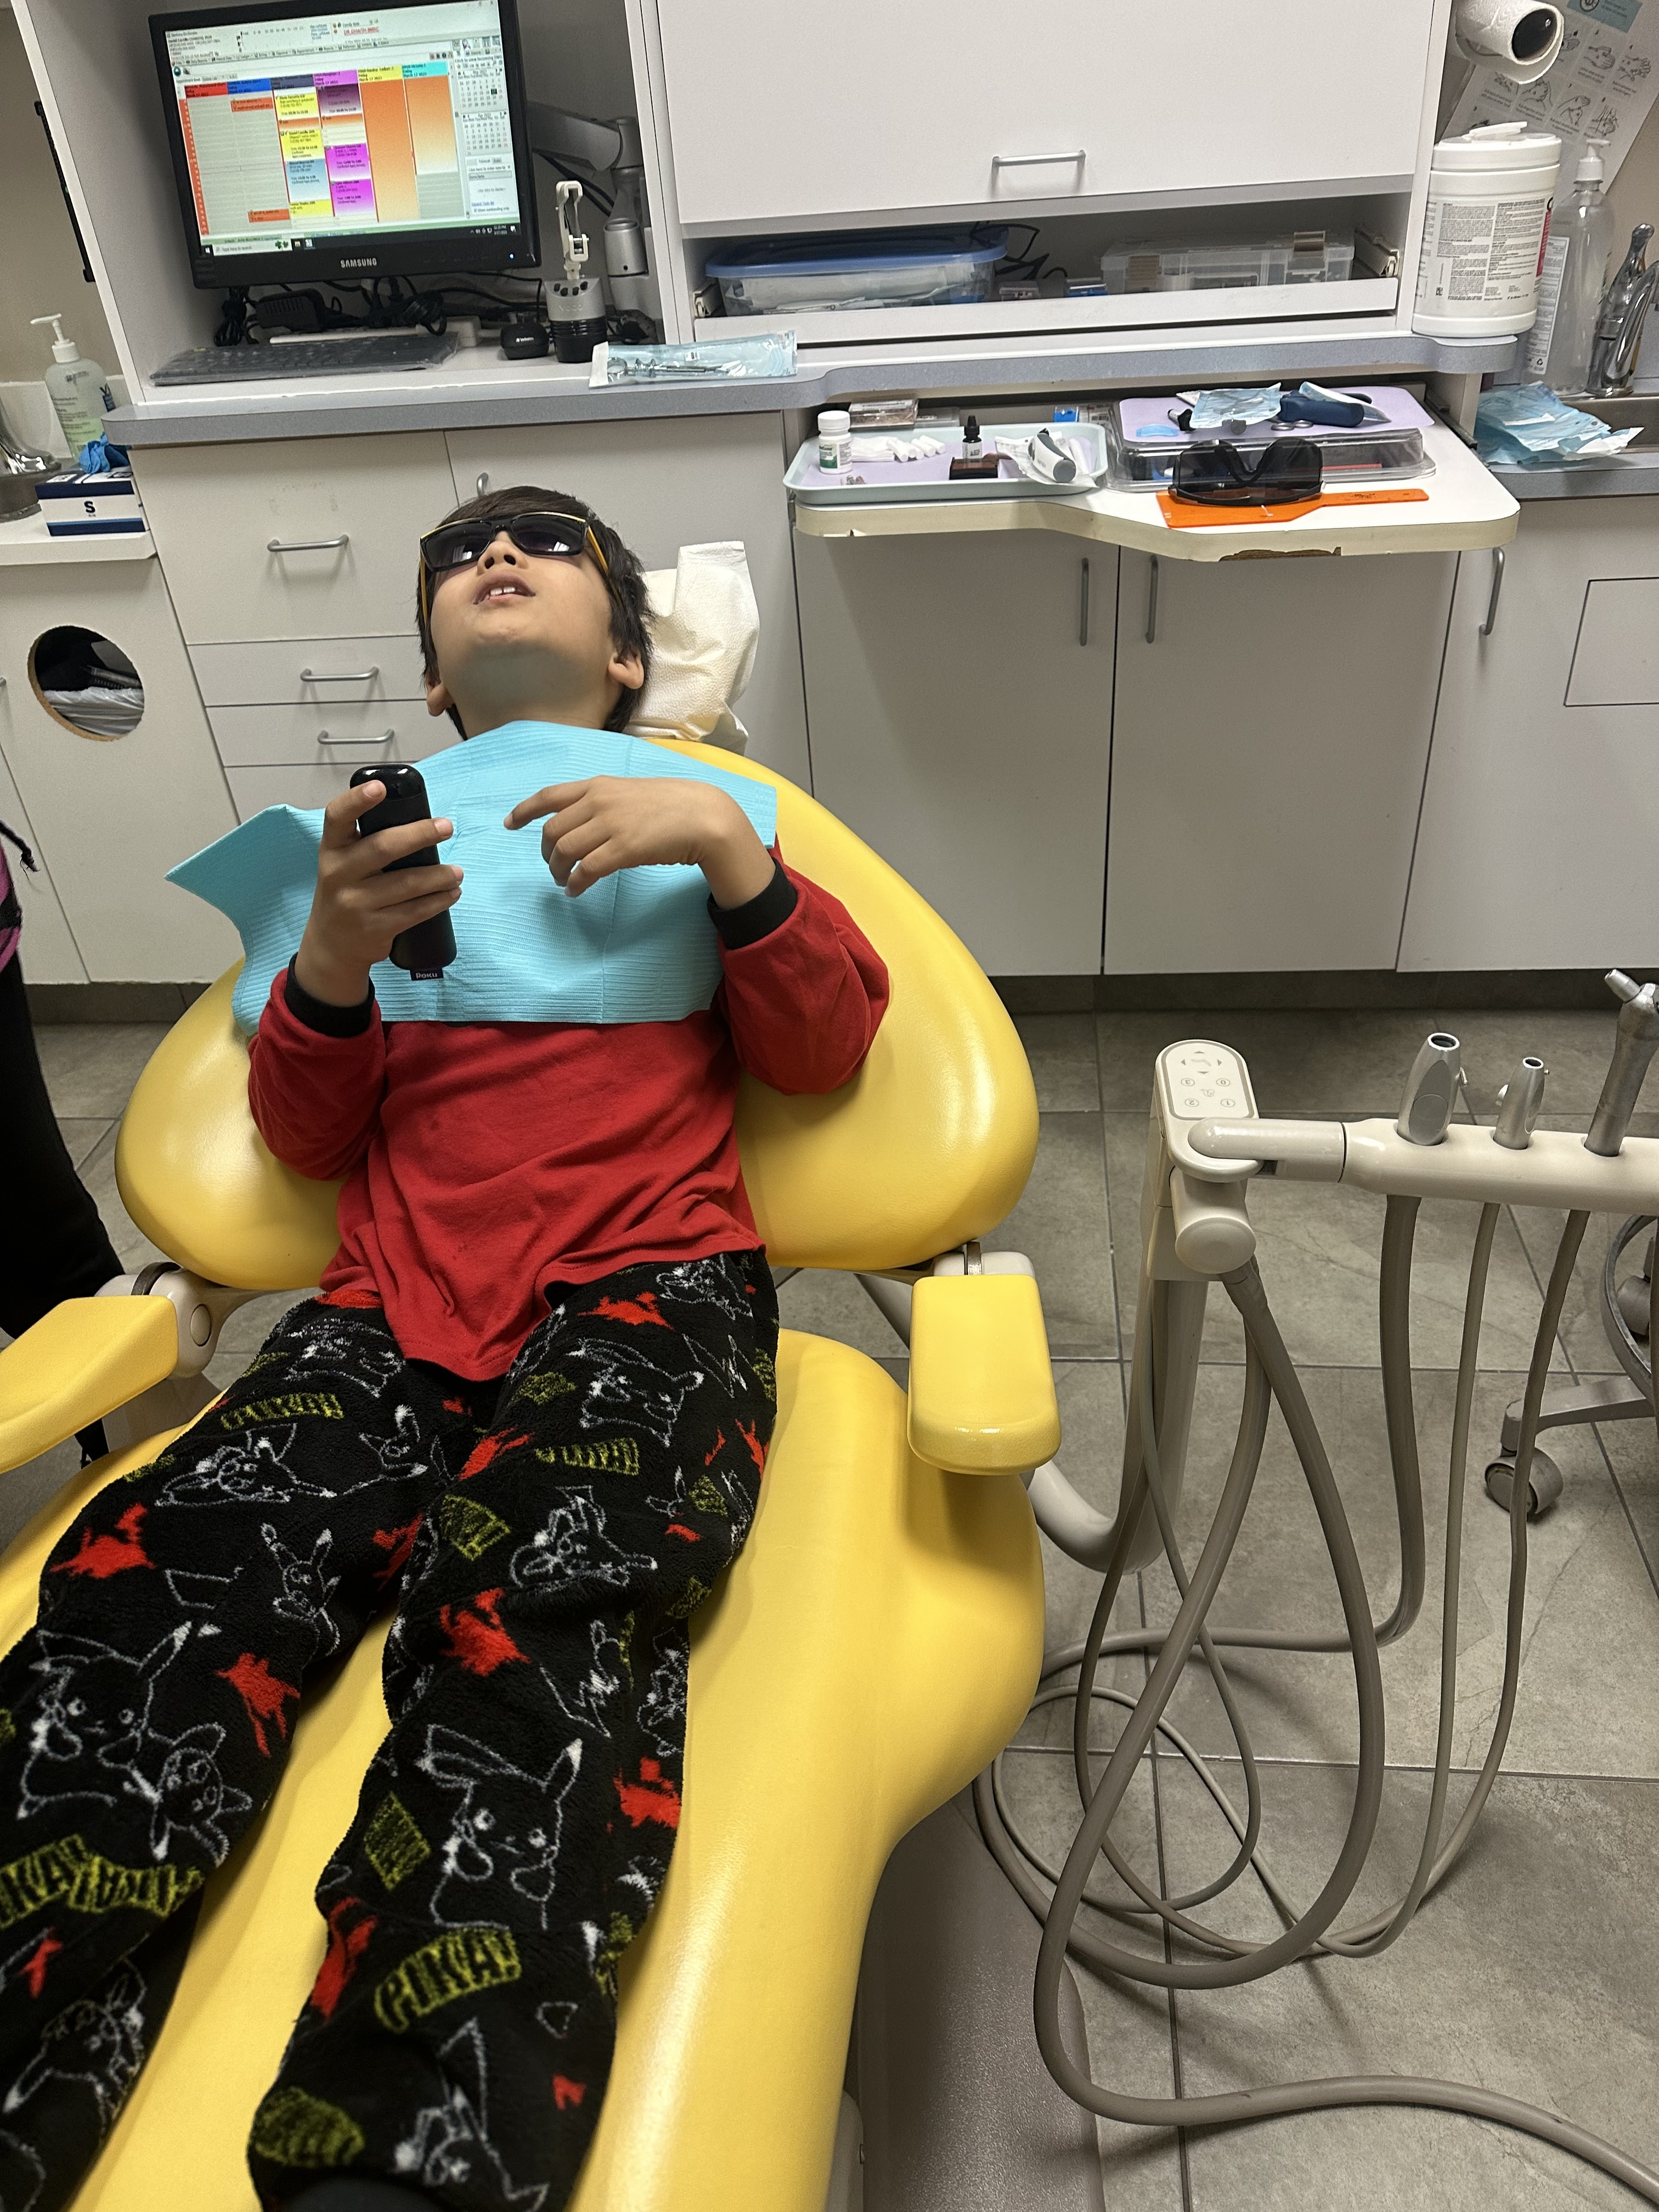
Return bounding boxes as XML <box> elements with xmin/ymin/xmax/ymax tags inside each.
<box><xmin>37</xmin><ymin>469</ymin><xmax>145</xmax><ymax>537</ymax></box>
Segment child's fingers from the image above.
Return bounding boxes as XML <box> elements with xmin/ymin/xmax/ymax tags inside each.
<box><xmin>561</xmin><ymin>840</ymin><xmax>622</xmax><ymax>896</ymax></box>
<box><xmin>346</xmin><ymin>817</ymin><xmax>454</xmax><ymax>876</ymax></box>
<box><xmin>320</xmin><ymin>780</ymin><xmax>390</xmax><ymax>846</ymax></box>
<box><xmin>380</xmin><ymin>883</ymin><xmax>464</xmax><ymax>930</ymax></box>
<box><xmin>504</xmin><ymin>780</ymin><xmax>590</xmax><ymax>831</ymax></box>
<box><xmin>547</xmin><ymin>818</ymin><xmax>610</xmax><ymax>885</ymax></box>
<box><xmin>356</xmin><ymin>864</ymin><xmax>462</xmax><ymax>911</ymax></box>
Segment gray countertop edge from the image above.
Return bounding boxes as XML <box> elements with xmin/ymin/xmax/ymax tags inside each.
<box><xmin>1490</xmin><ymin>452</ymin><xmax>1659</xmax><ymax>499</ymax></box>
<box><xmin>105</xmin><ymin>328</ymin><xmax>1514</xmax><ymax>448</ymax></box>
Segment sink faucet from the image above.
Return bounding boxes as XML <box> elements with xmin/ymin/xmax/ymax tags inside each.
<box><xmin>1585</xmin><ymin>223</ymin><xmax>1659</xmax><ymax>397</ymax></box>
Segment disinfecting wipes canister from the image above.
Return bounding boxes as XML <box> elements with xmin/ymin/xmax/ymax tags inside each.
<box><xmin>1413</xmin><ymin>121</ymin><xmax>1562</xmax><ymax>338</ymax></box>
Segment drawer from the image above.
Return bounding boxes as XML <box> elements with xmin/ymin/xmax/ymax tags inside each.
<box><xmin>190</xmin><ymin>635</ymin><xmax>427</xmax><ymax>708</ymax></box>
<box><xmin>132</xmin><ymin>433</ymin><xmax>456</xmax><ymax>645</ymax></box>
<box><xmin>210</xmin><ymin>701</ymin><xmax>450</xmax><ymax>769</ymax></box>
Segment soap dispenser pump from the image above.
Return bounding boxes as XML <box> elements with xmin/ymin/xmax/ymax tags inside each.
<box><xmin>30</xmin><ymin>314</ymin><xmax>114</xmax><ymax>456</ymax></box>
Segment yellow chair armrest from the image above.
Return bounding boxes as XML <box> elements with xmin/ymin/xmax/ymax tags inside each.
<box><xmin>906</xmin><ymin>1273</ymin><xmax>1061</xmax><ymax>1474</ymax></box>
<box><xmin>0</xmin><ymin>1299</ymin><xmax>178</xmax><ymax>1475</ymax></box>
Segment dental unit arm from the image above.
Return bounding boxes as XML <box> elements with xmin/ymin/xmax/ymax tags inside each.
<box><xmin>957</xmin><ymin>968</ymin><xmax>1659</xmax><ymax>2205</ymax></box>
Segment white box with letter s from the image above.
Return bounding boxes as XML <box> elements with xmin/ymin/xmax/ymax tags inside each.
<box><xmin>38</xmin><ymin>470</ymin><xmax>146</xmax><ymax>537</ymax></box>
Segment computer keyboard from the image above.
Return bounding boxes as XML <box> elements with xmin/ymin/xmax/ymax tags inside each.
<box><xmin>151</xmin><ymin>331</ymin><xmax>459</xmax><ymax>384</ymax></box>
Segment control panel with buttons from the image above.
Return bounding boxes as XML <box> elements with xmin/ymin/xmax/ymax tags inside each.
<box><xmin>1156</xmin><ymin>1040</ymin><xmax>1262</xmax><ymax>1181</ymax></box>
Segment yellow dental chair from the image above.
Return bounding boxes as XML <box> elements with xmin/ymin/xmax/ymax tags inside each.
<box><xmin>0</xmin><ymin>743</ymin><xmax>1057</xmax><ymax>2212</ymax></box>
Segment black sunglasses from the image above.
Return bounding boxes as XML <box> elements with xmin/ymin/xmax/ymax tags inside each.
<box><xmin>419</xmin><ymin>510</ymin><xmax>613</xmax><ymax>577</ymax></box>
<box><xmin>1171</xmin><ymin>439</ymin><xmax>1323</xmax><ymax>506</ymax></box>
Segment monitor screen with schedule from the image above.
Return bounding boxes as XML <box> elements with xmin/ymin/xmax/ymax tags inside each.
<box><xmin>151</xmin><ymin>0</ymin><xmax>539</xmax><ymax>286</ymax></box>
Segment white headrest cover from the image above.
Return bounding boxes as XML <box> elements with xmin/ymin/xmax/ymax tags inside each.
<box><xmin>626</xmin><ymin>541</ymin><xmax>759</xmax><ymax>753</ymax></box>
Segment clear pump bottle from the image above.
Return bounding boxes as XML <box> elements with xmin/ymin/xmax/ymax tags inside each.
<box><xmin>1537</xmin><ymin>142</ymin><xmax>1618</xmax><ymax>394</ymax></box>
<box><xmin>29</xmin><ymin>314</ymin><xmax>114</xmax><ymax>454</ymax></box>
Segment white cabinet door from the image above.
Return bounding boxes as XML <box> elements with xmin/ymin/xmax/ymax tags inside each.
<box><xmin>0</xmin><ymin>562</ymin><xmax>239</xmax><ymax>983</ymax></box>
<box><xmin>1401</xmin><ymin>500</ymin><xmax>1659</xmax><ymax>973</ymax></box>
<box><xmin>794</xmin><ymin>532</ymin><xmax>1114</xmax><ymax>976</ymax></box>
<box><xmin>447</xmin><ymin>415</ymin><xmax>809</xmax><ymax>788</ymax></box>
<box><xmin>658</xmin><ymin>0</ymin><xmax>1436</xmax><ymax>230</ymax></box>
<box><xmin>133</xmin><ymin>434</ymin><xmax>457</xmax><ymax>644</ymax></box>
<box><xmin>1106</xmin><ymin>550</ymin><xmax>1454</xmax><ymax>974</ymax></box>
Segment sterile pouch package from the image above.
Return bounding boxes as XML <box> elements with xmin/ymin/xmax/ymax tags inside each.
<box><xmin>1180</xmin><ymin>386</ymin><xmax>1284</xmax><ymax>428</ymax></box>
<box><xmin>590</xmin><ymin>333</ymin><xmax>797</xmax><ymax>385</ymax></box>
<box><xmin>167</xmin><ymin>723</ymin><xmax>778</xmax><ymax>1036</ymax></box>
<box><xmin>627</xmin><ymin>542</ymin><xmax>759</xmax><ymax>754</ymax></box>
<box><xmin>1474</xmin><ymin>382</ymin><xmax>1641</xmax><ymax>466</ymax></box>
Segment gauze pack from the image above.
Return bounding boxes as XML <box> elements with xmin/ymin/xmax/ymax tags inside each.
<box><xmin>167</xmin><ymin>722</ymin><xmax>778</xmax><ymax>1036</ymax></box>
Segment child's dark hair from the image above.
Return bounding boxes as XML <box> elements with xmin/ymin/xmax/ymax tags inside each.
<box><xmin>415</xmin><ymin>484</ymin><xmax>652</xmax><ymax>737</ymax></box>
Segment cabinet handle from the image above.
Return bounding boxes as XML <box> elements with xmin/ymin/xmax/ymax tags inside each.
<box><xmin>301</xmin><ymin>667</ymin><xmax>379</xmax><ymax>682</ymax></box>
<box><xmin>476</xmin><ymin>472</ymin><xmax>490</xmax><ymax>496</ymax></box>
<box><xmin>268</xmin><ymin>534</ymin><xmax>349</xmax><ymax>553</ymax></box>
<box><xmin>1146</xmin><ymin>555</ymin><xmax>1160</xmax><ymax>644</ymax></box>
<box><xmin>1480</xmin><ymin>545</ymin><xmax>1506</xmax><ymax>636</ymax></box>
<box><xmin>1078</xmin><ymin>558</ymin><xmax>1091</xmax><ymax>648</ymax></box>
<box><xmin>992</xmin><ymin>150</ymin><xmax>1086</xmax><ymax>172</ymax></box>
<box><xmin>317</xmin><ymin>729</ymin><xmax>395</xmax><ymax>747</ymax></box>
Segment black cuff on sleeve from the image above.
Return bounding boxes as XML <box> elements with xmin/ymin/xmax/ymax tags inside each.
<box><xmin>709</xmin><ymin>859</ymin><xmax>799</xmax><ymax>951</ymax></box>
<box><xmin>283</xmin><ymin>957</ymin><xmax>376</xmax><ymax>1039</ymax></box>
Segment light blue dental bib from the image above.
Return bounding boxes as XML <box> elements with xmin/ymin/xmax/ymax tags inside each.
<box><xmin>167</xmin><ymin>722</ymin><xmax>778</xmax><ymax>1036</ymax></box>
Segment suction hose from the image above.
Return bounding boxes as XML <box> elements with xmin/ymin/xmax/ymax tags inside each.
<box><xmin>974</xmin><ymin>1203</ymin><xmax>1659</xmax><ymax>2201</ymax></box>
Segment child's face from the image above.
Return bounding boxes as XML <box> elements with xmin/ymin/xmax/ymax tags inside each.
<box><xmin>424</xmin><ymin>524</ymin><xmax>644</xmax><ymax>732</ymax></box>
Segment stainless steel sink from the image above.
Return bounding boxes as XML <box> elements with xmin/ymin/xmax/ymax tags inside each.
<box><xmin>1564</xmin><ymin>391</ymin><xmax>1659</xmax><ymax>448</ymax></box>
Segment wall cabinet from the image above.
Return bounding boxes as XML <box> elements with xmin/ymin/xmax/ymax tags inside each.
<box><xmin>0</xmin><ymin>561</ymin><xmax>238</xmax><ymax>982</ymax></box>
<box><xmin>1401</xmin><ymin>499</ymin><xmax>1659</xmax><ymax>973</ymax></box>
<box><xmin>794</xmin><ymin>532</ymin><xmax>1115</xmax><ymax>975</ymax></box>
<box><xmin>445</xmin><ymin>416</ymin><xmax>810</xmax><ymax>789</ymax></box>
<box><xmin>1105</xmin><ymin>549</ymin><xmax>1455</xmax><ymax>974</ymax></box>
<box><xmin>656</xmin><ymin>0</ymin><xmax>1437</xmax><ymax>232</ymax></box>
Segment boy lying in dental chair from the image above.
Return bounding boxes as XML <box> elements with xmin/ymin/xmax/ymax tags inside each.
<box><xmin>0</xmin><ymin>489</ymin><xmax>887</xmax><ymax>2212</ymax></box>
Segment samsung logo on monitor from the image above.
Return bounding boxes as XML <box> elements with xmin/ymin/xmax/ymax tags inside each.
<box><xmin>340</xmin><ymin>256</ymin><xmax>380</xmax><ymax>268</ymax></box>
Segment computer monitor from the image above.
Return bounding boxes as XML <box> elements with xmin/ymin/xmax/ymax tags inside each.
<box><xmin>150</xmin><ymin>0</ymin><xmax>539</xmax><ymax>290</ymax></box>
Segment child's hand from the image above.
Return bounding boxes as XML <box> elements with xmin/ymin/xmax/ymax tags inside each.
<box><xmin>505</xmin><ymin>776</ymin><xmax>775</xmax><ymax>909</ymax></box>
<box><xmin>294</xmin><ymin>779</ymin><xmax>463</xmax><ymax>1007</ymax></box>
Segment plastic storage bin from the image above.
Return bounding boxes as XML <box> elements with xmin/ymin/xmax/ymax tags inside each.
<box><xmin>706</xmin><ymin>230</ymin><xmax>1007</xmax><ymax>317</ymax></box>
<box><xmin>1099</xmin><ymin>232</ymin><xmax>1355</xmax><ymax>294</ymax></box>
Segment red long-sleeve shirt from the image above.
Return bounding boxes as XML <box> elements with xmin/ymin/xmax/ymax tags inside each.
<box><xmin>247</xmin><ymin>860</ymin><xmax>888</xmax><ymax>1379</ymax></box>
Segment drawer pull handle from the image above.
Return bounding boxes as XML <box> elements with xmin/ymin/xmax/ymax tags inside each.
<box><xmin>317</xmin><ymin>729</ymin><xmax>395</xmax><ymax>747</ymax></box>
<box><xmin>992</xmin><ymin>150</ymin><xmax>1086</xmax><ymax>171</ymax></box>
<box><xmin>268</xmin><ymin>535</ymin><xmax>349</xmax><ymax>553</ymax></box>
<box><xmin>301</xmin><ymin>667</ymin><xmax>379</xmax><ymax>682</ymax></box>
<box><xmin>1480</xmin><ymin>545</ymin><xmax>1505</xmax><ymax>637</ymax></box>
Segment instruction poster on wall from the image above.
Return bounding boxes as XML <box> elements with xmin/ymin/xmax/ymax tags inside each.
<box><xmin>1449</xmin><ymin>0</ymin><xmax>1659</xmax><ymax>180</ymax></box>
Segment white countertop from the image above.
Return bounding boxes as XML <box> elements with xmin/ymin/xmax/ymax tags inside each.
<box><xmin>792</xmin><ymin>419</ymin><xmax>1519</xmax><ymax>562</ymax></box>
<box><xmin>0</xmin><ymin>513</ymin><xmax>156</xmax><ymax>567</ymax></box>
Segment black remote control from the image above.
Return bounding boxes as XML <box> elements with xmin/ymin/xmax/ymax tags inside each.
<box><xmin>349</xmin><ymin>763</ymin><xmax>456</xmax><ymax>977</ymax></box>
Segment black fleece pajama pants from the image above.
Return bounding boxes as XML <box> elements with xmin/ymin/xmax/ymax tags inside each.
<box><xmin>0</xmin><ymin>1250</ymin><xmax>778</xmax><ymax>2212</ymax></box>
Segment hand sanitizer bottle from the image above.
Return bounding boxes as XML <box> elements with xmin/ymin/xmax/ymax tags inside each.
<box><xmin>29</xmin><ymin>314</ymin><xmax>115</xmax><ymax>455</ymax></box>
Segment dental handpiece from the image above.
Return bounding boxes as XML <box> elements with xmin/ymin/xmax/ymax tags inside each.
<box><xmin>1396</xmin><ymin>1032</ymin><xmax>1463</xmax><ymax>1146</ymax></box>
<box><xmin>1493</xmin><ymin>1057</ymin><xmax>1548</xmax><ymax>1150</ymax></box>
<box><xmin>1585</xmin><ymin>970</ymin><xmax>1659</xmax><ymax>1156</ymax></box>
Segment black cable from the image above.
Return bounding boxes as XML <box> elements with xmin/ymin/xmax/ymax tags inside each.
<box><xmin>533</xmin><ymin>151</ymin><xmax>614</xmax><ymax>213</ymax></box>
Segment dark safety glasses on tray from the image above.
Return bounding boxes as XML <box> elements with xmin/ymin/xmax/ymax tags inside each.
<box><xmin>1171</xmin><ymin>438</ymin><xmax>1323</xmax><ymax>506</ymax></box>
<box><xmin>419</xmin><ymin>511</ymin><xmax>613</xmax><ymax>577</ymax></box>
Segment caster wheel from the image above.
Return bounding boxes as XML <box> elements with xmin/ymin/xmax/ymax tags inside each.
<box><xmin>1617</xmin><ymin>1275</ymin><xmax>1652</xmax><ymax>1338</ymax></box>
<box><xmin>1485</xmin><ymin>1451</ymin><xmax>1564</xmax><ymax>1519</ymax></box>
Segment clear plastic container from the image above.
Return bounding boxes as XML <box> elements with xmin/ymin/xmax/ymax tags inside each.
<box><xmin>1104</xmin><ymin>388</ymin><xmax>1436</xmax><ymax>492</ymax></box>
<box><xmin>706</xmin><ymin>229</ymin><xmax>1007</xmax><ymax>317</ymax></box>
<box><xmin>1099</xmin><ymin>232</ymin><xmax>1356</xmax><ymax>295</ymax></box>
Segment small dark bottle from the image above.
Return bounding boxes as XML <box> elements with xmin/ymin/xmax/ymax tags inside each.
<box><xmin>349</xmin><ymin>763</ymin><xmax>456</xmax><ymax>978</ymax></box>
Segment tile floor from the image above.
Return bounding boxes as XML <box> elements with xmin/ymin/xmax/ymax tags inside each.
<box><xmin>19</xmin><ymin>1004</ymin><xmax>1659</xmax><ymax>2210</ymax></box>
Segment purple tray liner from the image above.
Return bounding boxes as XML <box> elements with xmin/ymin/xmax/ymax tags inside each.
<box><xmin>1117</xmin><ymin>386</ymin><xmax>1434</xmax><ymax>447</ymax></box>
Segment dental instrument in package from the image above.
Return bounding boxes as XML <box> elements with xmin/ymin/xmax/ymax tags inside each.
<box><xmin>590</xmin><ymin>332</ymin><xmax>796</xmax><ymax>386</ymax></box>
